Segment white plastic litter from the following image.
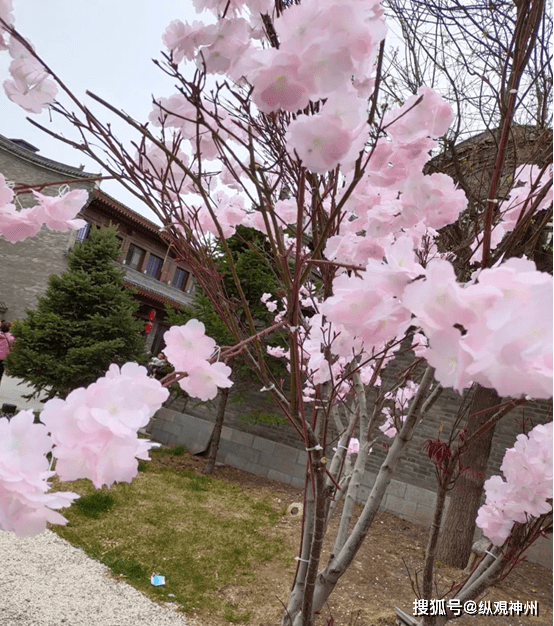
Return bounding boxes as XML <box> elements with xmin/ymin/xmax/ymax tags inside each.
<box><xmin>151</xmin><ymin>574</ymin><xmax>166</xmax><ymax>586</ymax></box>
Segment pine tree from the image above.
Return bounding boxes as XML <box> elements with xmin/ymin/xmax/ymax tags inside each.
<box><xmin>6</xmin><ymin>226</ymin><xmax>148</xmax><ymax>400</ymax></box>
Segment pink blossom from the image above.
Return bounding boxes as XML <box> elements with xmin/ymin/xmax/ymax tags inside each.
<box><xmin>0</xmin><ymin>204</ymin><xmax>42</xmax><ymax>242</ymax></box>
<box><xmin>0</xmin><ymin>173</ymin><xmax>14</xmax><ymax>205</ymax></box>
<box><xmin>267</xmin><ymin>345</ymin><xmax>288</xmax><ymax>359</ymax></box>
<box><xmin>424</xmin><ymin>327</ymin><xmax>475</xmax><ymax>392</ymax></box>
<box><xmin>411</xmin><ymin>332</ymin><xmax>428</xmax><ymax>358</ymax></box>
<box><xmin>41</xmin><ymin>364</ymin><xmax>168</xmax><ymax>489</ymax></box>
<box><xmin>319</xmin><ymin>88</ymin><xmax>368</xmax><ymax>131</ymax></box>
<box><xmin>31</xmin><ymin>188</ymin><xmax>88</xmax><ymax>232</ymax></box>
<box><xmin>0</xmin><ymin>0</ymin><xmax>14</xmax><ymax>51</ymax></box>
<box><xmin>401</xmin><ymin>259</ymin><xmax>477</xmax><ymax>334</ymax></box>
<box><xmin>162</xmin><ymin>20</ymin><xmax>217</xmax><ymax>64</ymax></box>
<box><xmin>4</xmin><ymin>38</ymin><xmax>58</xmax><ymax>113</ymax></box>
<box><xmin>196</xmin><ymin>18</ymin><xmax>250</xmax><ymax>75</ymax></box>
<box><xmin>477</xmin><ymin>422</ymin><xmax>552</xmax><ymax>545</ymax></box>
<box><xmin>383</xmin><ymin>86</ymin><xmax>453</xmax><ymax>143</ymax></box>
<box><xmin>251</xmin><ymin>51</ymin><xmax>312</xmax><ymax>113</ymax></box>
<box><xmin>324</xmin><ymin>233</ymin><xmax>386</xmax><ymax>268</ymax></box>
<box><xmin>297</xmin><ymin>42</ymin><xmax>355</xmax><ymax>98</ymax></box>
<box><xmin>274</xmin><ymin>199</ymin><xmax>298</xmax><ymax>225</ymax></box>
<box><xmin>148</xmin><ymin>94</ymin><xmax>197</xmax><ymax>135</ymax></box>
<box><xmin>347</xmin><ymin>438</ymin><xmax>360</xmax><ymax>455</ymax></box>
<box><xmin>462</xmin><ymin>260</ymin><xmax>552</xmax><ymax>398</ymax></box>
<box><xmin>261</xmin><ymin>293</ymin><xmax>278</xmax><ymax>312</ymax></box>
<box><xmin>364</xmin><ymin>236</ymin><xmax>424</xmax><ymax>297</ymax></box>
<box><xmin>163</xmin><ymin>320</ymin><xmax>217</xmax><ymax>372</ymax></box>
<box><xmin>0</xmin><ymin>411</ymin><xmax>79</xmax><ymax>536</ymax></box>
<box><xmin>4</xmin><ymin>75</ymin><xmax>57</xmax><ymax>114</ymax></box>
<box><xmin>179</xmin><ymin>361</ymin><xmax>233</xmax><ymax>401</ymax></box>
<box><xmin>138</xmin><ymin>141</ymin><xmax>192</xmax><ymax>197</ymax></box>
<box><xmin>321</xmin><ymin>271</ymin><xmax>411</xmax><ymax>350</ymax></box>
<box><xmin>286</xmin><ymin>114</ymin><xmax>353</xmax><ymax>174</ymax></box>
<box><xmin>400</xmin><ymin>172</ymin><xmax>467</xmax><ymax>230</ymax></box>
<box><xmin>475</xmin><ymin>504</ymin><xmax>514</xmax><ymax>547</ymax></box>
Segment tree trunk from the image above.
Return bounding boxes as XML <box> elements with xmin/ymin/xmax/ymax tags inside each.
<box><xmin>203</xmin><ymin>383</ymin><xmax>232</xmax><ymax>475</ymax></box>
<box><xmin>436</xmin><ymin>385</ymin><xmax>500</xmax><ymax>568</ymax></box>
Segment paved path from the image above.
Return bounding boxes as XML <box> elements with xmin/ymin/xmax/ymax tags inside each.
<box><xmin>0</xmin><ymin>375</ymin><xmax>47</xmax><ymax>414</ymax></box>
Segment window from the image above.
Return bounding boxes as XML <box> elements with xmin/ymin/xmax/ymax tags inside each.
<box><xmin>76</xmin><ymin>222</ymin><xmax>90</xmax><ymax>243</ymax></box>
<box><xmin>172</xmin><ymin>267</ymin><xmax>190</xmax><ymax>291</ymax></box>
<box><xmin>125</xmin><ymin>244</ymin><xmax>146</xmax><ymax>270</ymax></box>
<box><xmin>145</xmin><ymin>254</ymin><xmax>163</xmax><ymax>280</ymax></box>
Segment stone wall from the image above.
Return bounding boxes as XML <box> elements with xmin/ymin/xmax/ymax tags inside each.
<box><xmin>163</xmin><ymin>354</ymin><xmax>552</xmax><ymax>496</ymax></box>
<box><xmin>0</xmin><ymin>137</ymin><xmax>96</xmax><ymax>322</ymax></box>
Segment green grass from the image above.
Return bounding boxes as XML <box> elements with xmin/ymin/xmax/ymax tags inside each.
<box><xmin>74</xmin><ymin>492</ymin><xmax>115</xmax><ymax>519</ymax></box>
<box><xmin>50</xmin><ymin>448</ymin><xmax>288</xmax><ymax>620</ymax></box>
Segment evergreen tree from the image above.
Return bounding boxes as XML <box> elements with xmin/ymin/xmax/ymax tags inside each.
<box><xmin>6</xmin><ymin>226</ymin><xmax>148</xmax><ymax>400</ymax></box>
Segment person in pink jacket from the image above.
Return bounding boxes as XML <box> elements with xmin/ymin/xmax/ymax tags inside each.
<box><xmin>0</xmin><ymin>321</ymin><xmax>15</xmax><ymax>385</ymax></box>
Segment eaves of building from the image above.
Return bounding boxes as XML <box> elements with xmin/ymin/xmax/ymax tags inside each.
<box><xmin>122</xmin><ymin>266</ymin><xmax>193</xmax><ymax>311</ymax></box>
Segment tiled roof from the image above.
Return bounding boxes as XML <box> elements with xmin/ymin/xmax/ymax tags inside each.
<box><xmin>122</xmin><ymin>266</ymin><xmax>193</xmax><ymax>310</ymax></box>
<box><xmin>91</xmin><ymin>189</ymin><xmax>164</xmax><ymax>237</ymax></box>
<box><xmin>0</xmin><ymin>134</ymin><xmax>99</xmax><ymax>180</ymax></box>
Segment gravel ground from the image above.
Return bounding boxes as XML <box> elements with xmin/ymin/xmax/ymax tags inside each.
<box><xmin>0</xmin><ymin>530</ymin><xmax>197</xmax><ymax>626</ymax></box>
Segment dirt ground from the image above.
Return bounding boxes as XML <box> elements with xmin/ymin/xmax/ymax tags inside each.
<box><xmin>154</xmin><ymin>452</ymin><xmax>553</xmax><ymax>626</ymax></box>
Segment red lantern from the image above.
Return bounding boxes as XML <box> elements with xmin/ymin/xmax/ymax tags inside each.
<box><xmin>148</xmin><ymin>309</ymin><xmax>156</xmax><ymax>321</ymax></box>
<box><xmin>144</xmin><ymin>322</ymin><xmax>153</xmax><ymax>334</ymax></box>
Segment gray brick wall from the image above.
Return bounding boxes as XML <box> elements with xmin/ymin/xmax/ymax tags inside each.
<box><xmin>0</xmin><ymin>139</ymin><xmax>96</xmax><ymax>322</ymax></box>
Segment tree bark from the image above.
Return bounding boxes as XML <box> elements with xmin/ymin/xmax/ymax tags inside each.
<box><xmin>436</xmin><ymin>385</ymin><xmax>500</xmax><ymax>568</ymax></box>
<box><xmin>203</xmin><ymin>361</ymin><xmax>234</xmax><ymax>475</ymax></box>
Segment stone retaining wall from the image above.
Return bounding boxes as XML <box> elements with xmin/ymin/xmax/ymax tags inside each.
<box><xmin>149</xmin><ymin>408</ymin><xmax>551</xmax><ymax>569</ymax></box>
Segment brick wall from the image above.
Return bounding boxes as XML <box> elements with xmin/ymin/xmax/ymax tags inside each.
<box><xmin>0</xmin><ymin>142</ymin><xmax>95</xmax><ymax>322</ymax></box>
<box><xmin>164</xmin><ymin>349</ymin><xmax>552</xmax><ymax>494</ymax></box>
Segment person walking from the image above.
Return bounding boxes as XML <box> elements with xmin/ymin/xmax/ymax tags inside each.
<box><xmin>0</xmin><ymin>321</ymin><xmax>15</xmax><ymax>385</ymax></box>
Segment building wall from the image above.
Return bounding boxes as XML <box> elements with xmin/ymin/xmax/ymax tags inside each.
<box><xmin>0</xmin><ymin>139</ymin><xmax>194</xmax><ymax>329</ymax></box>
<box><xmin>162</xmin><ymin>354</ymin><xmax>552</xmax><ymax>492</ymax></box>
<box><xmin>0</xmin><ymin>142</ymin><xmax>95</xmax><ymax>322</ymax></box>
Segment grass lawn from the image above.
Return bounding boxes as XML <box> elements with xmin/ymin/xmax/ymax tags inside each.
<box><xmin>49</xmin><ymin>446</ymin><xmax>293</xmax><ymax>624</ymax></box>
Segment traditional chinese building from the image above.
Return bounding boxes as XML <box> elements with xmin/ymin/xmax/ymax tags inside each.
<box><xmin>0</xmin><ymin>133</ymin><xmax>194</xmax><ymax>355</ymax></box>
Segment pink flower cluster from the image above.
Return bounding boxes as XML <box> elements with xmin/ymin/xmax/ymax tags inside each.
<box><xmin>0</xmin><ymin>410</ymin><xmax>79</xmax><ymax>537</ymax></box>
<box><xmin>0</xmin><ymin>175</ymin><xmax>88</xmax><ymax>243</ymax></box>
<box><xmin>476</xmin><ymin>422</ymin><xmax>553</xmax><ymax>546</ymax></box>
<box><xmin>471</xmin><ymin>164</ymin><xmax>554</xmax><ymax>261</ymax></box>
<box><xmin>163</xmin><ymin>320</ymin><xmax>233</xmax><ymax>401</ymax></box>
<box><xmin>162</xmin><ymin>16</ymin><xmax>252</xmax><ymax>77</ymax></box>
<box><xmin>41</xmin><ymin>363</ymin><xmax>169</xmax><ymax>489</ymax></box>
<box><xmin>0</xmin><ymin>0</ymin><xmax>14</xmax><ymax>50</ymax></box>
<box><xmin>242</xmin><ymin>0</ymin><xmax>387</xmax><ymax>172</ymax></box>
<box><xmin>403</xmin><ymin>257</ymin><xmax>553</xmax><ymax>398</ymax></box>
<box><xmin>3</xmin><ymin>37</ymin><xmax>57</xmax><ymax>113</ymax></box>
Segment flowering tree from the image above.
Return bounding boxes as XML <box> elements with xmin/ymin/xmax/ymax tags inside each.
<box><xmin>0</xmin><ymin>1</ymin><xmax>552</xmax><ymax>625</ymax></box>
<box><xmin>382</xmin><ymin>0</ymin><xmax>553</xmax><ymax>570</ymax></box>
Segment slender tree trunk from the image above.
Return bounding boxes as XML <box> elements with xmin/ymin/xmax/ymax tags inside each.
<box><xmin>309</xmin><ymin>367</ymin><xmax>436</xmax><ymax>614</ymax></box>
<box><xmin>436</xmin><ymin>385</ymin><xmax>500</xmax><ymax>568</ymax></box>
<box><xmin>202</xmin><ymin>386</ymin><xmax>231</xmax><ymax>474</ymax></box>
<box><xmin>203</xmin><ymin>359</ymin><xmax>234</xmax><ymax>474</ymax></box>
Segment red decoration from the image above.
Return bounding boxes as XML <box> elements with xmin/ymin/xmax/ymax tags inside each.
<box><xmin>144</xmin><ymin>322</ymin><xmax>153</xmax><ymax>334</ymax></box>
<box><xmin>148</xmin><ymin>309</ymin><xmax>156</xmax><ymax>321</ymax></box>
